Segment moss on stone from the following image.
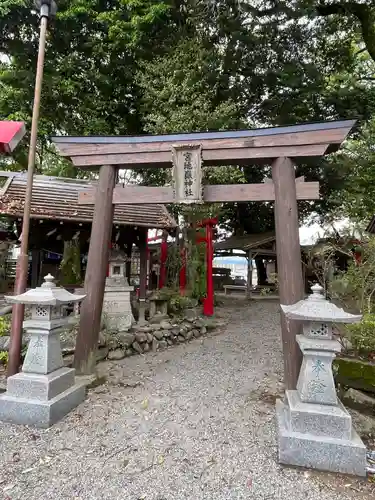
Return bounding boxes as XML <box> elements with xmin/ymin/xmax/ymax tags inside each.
<box><xmin>334</xmin><ymin>357</ymin><xmax>375</xmax><ymax>394</ymax></box>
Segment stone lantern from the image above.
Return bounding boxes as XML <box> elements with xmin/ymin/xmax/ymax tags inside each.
<box><xmin>0</xmin><ymin>274</ymin><xmax>86</xmax><ymax>428</ymax></box>
<box><xmin>277</xmin><ymin>284</ymin><xmax>367</xmax><ymax>476</ymax></box>
<box><xmin>102</xmin><ymin>249</ymin><xmax>134</xmax><ymax>332</ymax></box>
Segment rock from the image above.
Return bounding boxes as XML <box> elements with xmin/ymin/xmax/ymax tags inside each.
<box><xmin>159</xmin><ymin>340</ymin><xmax>168</xmax><ymax>350</ymax></box>
<box><xmin>146</xmin><ymin>333</ymin><xmax>153</xmax><ymax>343</ymax></box>
<box><xmin>200</xmin><ymin>326</ymin><xmax>207</xmax><ymax>335</ymax></box>
<box><xmin>181</xmin><ymin>321</ymin><xmax>192</xmax><ymax>331</ymax></box>
<box><xmin>135</xmin><ymin>332</ymin><xmax>147</xmax><ymax>343</ymax></box>
<box><xmin>150</xmin><ymin>324</ymin><xmax>162</xmax><ymax>331</ymax></box>
<box><xmin>179</xmin><ymin>326</ymin><xmax>188</xmax><ymax>337</ymax></box>
<box><xmin>0</xmin><ymin>336</ymin><xmax>10</xmax><ymax>351</ymax></box>
<box><xmin>149</xmin><ymin>314</ymin><xmax>168</xmax><ymax>324</ymax></box>
<box><xmin>171</xmin><ymin>336</ymin><xmax>178</xmax><ymax>344</ymax></box>
<box><xmin>98</xmin><ymin>330</ymin><xmax>107</xmax><ymax>347</ymax></box>
<box><xmin>342</xmin><ymin>388</ymin><xmax>375</xmax><ymax>414</ymax></box>
<box><xmin>160</xmin><ymin>320</ymin><xmax>173</xmax><ymax>330</ymax></box>
<box><xmin>193</xmin><ymin>329</ymin><xmax>201</xmax><ymax>338</ymax></box>
<box><xmin>204</xmin><ymin>319</ymin><xmax>224</xmax><ymax>330</ymax></box>
<box><xmin>117</xmin><ymin>332</ymin><xmax>135</xmax><ymax>347</ymax></box>
<box><xmin>137</xmin><ymin>325</ymin><xmax>152</xmax><ymax>333</ymax></box>
<box><xmin>166</xmin><ymin>339</ymin><xmax>173</xmax><ymax>345</ymax></box>
<box><xmin>61</xmin><ymin>343</ymin><xmax>76</xmax><ymax>356</ymax></box>
<box><xmin>171</xmin><ymin>328</ymin><xmax>180</xmax><ymax>336</ymax></box>
<box><xmin>97</xmin><ymin>347</ymin><xmax>109</xmax><ymax>361</ymax></box>
<box><xmin>125</xmin><ymin>349</ymin><xmax>133</xmax><ymax>357</ymax></box>
<box><xmin>132</xmin><ymin>341</ymin><xmax>143</xmax><ymax>354</ymax></box>
<box><xmin>177</xmin><ymin>335</ymin><xmax>185</xmax><ymax>342</ymax></box>
<box><xmin>107</xmin><ymin>338</ymin><xmax>120</xmax><ymax>351</ymax></box>
<box><xmin>194</xmin><ymin>318</ymin><xmax>205</xmax><ymax>328</ymax></box>
<box><xmin>184</xmin><ymin>308</ymin><xmax>198</xmax><ymax>320</ymax></box>
<box><xmin>152</xmin><ymin>339</ymin><xmax>159</xmax><ymax>352</ymax></box>
<box><xmin>153</xmin><ymin>330</ymin><xmax>164</xmax><ymax>340</ymax></box>
<box><xmin>179</xmin><ymin>329</ymin><xmax>189</xmax><ymax>339</ymax></box>
<box><xmin>186</xmin><ymin>330</ymin><xmax>193</xmax><ymax>341</ymax></box>
<box><xmin>162</xmin><ymin>329</ymin><xmax>171</xmax><ymax>338</ymax></box>
<box><xmin>108</xmin><ymin>349</ymin><xmax>126</xmax><ymax>361</ymax></box>
<box><xmin>143</xmin><ymin>343</ymin><xmax>150</xmax><ymax>352</ymax></box>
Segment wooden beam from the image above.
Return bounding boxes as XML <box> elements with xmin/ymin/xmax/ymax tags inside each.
<box><xmin>71</xmin><ymin>144</ymin><xmax>328</xmax><ymax>168</ymax></box>
<box><xmin>78</xmin><ymin>180</ymin><xmax>319</xmax><ymax>205</ymax></box>
<box><xmin>203</xmin><ymin>182</ymin><xmax>319</xmax><ymax>202</ymax></box>
<box><xmin>74</xmin><ymin>165</ymin><xmax>116</xmax><ymax>375</ymax></box>
<box><xmin>272</xmin><ymin>157</ymin><xmax>305</xmax><ymax>390</ymax></box>
<box><xmin>57</xmin><ymin>128</ymin><xmax>347</xmax><ymax>157</ymax></box>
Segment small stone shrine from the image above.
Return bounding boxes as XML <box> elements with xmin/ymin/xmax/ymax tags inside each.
<box><xmin>102</xmin><ymin>249</ymin><xmax>134</xmax><ymax>332</ymax></box>
<box><xmin>276</xmin><ymin>284</ymin><xmax>367</xmax><ymax>476</ymax></box>
<box><xmin>148</xmin><ymin>293</ymin><xmax>169</xmax><ymax>323</ymax></box>
<box><xmin>0</xmin><ymin>274</ymin><xmax>86</xmax><ymax>428</ymax></box>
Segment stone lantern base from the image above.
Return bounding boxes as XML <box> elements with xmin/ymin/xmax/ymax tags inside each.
<box><xmin>276</xmin><ymin>390</ymin><xmax>367</xmax><ymax>476</ymax></box>
<box><xmin>102</xmin><ymin>277</ymin><xmax>134</xmax><ymax>332</ymax></box>
<box><xmin>0</xmin><ymin>367</ymin><xmax>86</xmax><ymax>428</ymax></box>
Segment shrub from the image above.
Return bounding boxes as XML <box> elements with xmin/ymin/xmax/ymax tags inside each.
<box><xmin>0</xmin><ymin>351</ymin><xmax>8</xmax><ymax>366</ymax></box>
<box><xmin>0</xmin><ymin>315</ymin><xmax>10</xmax><ymax>337</ymax></box>
<box><xmin>345</xmin><ymin>314</ymin><xmax>375</xmax><ymax>357</ymax></box>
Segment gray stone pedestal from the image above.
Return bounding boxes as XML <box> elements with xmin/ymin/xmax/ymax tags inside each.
<box><xmin>102</xmin><ymin>249</ymin><xmax>135</xmax><ymax>332</ymax></box>
<box><xmin>0</xmin><ymin>367</ymin><xmax>85</xmax><ymax>428</ymax></box>
<box><xmin>276</xmin><ymin>391</ymin><xmax>367</xmax><ymax>476</ymax></box>
<box><xmin>102</xmin><ymin>277</ymin><xmax>134</xmax><ymax>331</ymax></box>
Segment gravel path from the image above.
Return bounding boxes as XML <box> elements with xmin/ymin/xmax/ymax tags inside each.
<box><xmin>0</xmin><ymin>300</ymin><xmax>373</xmax><ymax>500</ymax></box>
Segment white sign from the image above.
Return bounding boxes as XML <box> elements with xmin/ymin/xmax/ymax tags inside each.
<box><xmin>172</xmin><ymin>144</ymin><xmax>203</xmax><ymax>204</ymax></box>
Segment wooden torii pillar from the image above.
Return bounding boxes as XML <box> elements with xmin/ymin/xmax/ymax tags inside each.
<box><xmin>52</xmin><ymin>120</ymin><xmax>356</xmax><ymax>386</ymax></box>
<box><xmin>74</xmin><ymin>165</ymin><xmax>115</xmax><ymax>375</ymax></box>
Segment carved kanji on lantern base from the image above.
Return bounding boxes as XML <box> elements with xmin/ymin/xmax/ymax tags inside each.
<box><xmin>277</xmin><ymin>284</ymin><xmax>367</xmax><ymax>477</ymax></box>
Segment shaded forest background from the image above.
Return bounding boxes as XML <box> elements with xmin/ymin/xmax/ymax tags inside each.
<box><xmin>1</xmin><ymin>0</ymin><xmax>375</xmax><ymax>235</ymax></box>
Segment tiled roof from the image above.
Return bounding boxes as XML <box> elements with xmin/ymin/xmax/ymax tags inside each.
<box><xmin>214</xmin><ymin>232</ymin><xmax>276</xmax><ymax>251</ymax></box>
<box><xmin>0</xmin><ymin>172</ymin><xmax>176</xmax><ymax>228</ymax></box>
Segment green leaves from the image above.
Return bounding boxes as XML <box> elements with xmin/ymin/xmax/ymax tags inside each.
<box><xmin>0</xmin><ymin>0</ymin><xmax>374</xmax><ymax>235</ymax></box>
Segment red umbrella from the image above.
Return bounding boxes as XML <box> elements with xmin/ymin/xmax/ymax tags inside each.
<box><xmin>0</xmin><ymin>121</ymin><xmax>26</xmax><ymax>154</ymax></box>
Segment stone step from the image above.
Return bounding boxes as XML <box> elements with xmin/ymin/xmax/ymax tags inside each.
<box><xmin>6</xmin><ymin>367</ymin><xmax>75</xmax><ymax>401</ymax></box>
<box><xmin>276</xmin><ymin>398</ymin><xmax>367</xmax><ymax>477</ymax></box>
<box><xmin>286</xmin><ymin>390</ymin><xmax>352</xmax><ymax>440</ymax></box>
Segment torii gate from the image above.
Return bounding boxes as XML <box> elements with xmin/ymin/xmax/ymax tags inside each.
<box><xmin>52</xmin><ymin>119</ymin><xmax>355</xmax><ymax>388</ymax></box>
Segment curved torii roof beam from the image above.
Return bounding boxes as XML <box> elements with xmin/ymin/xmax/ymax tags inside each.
<box><xmin>51</xmin><ymin>119</ymin><xmax>356</xmax><ymax>169</ymax></box>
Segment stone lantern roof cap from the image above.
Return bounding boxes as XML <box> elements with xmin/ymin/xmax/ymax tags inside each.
<box><xmin>109</xmin><ymin>249</ymin><xmax>127</xmax><ymax>261</ymax></box>
<box><xmin>5</xmin><ymin>274</ymin><xmax>86</xmax><ymax>306</ymax></box>
<box><xmin>281</xmin><ymin>284</ymin><xmax>362</xmax><ymax>323</ymax></box>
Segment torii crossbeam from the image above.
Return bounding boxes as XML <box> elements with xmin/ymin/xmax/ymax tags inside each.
<box><xmin>52</xmin><ymin>119</ymin><xmax>356</xmax><ymax>388</ymax></box>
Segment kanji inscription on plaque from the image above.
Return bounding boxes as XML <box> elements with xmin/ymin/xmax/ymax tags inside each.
<box><xmin>172</xmin><ymin>144</ymin><xmax>203</xmax><ymax>204</ymax></box>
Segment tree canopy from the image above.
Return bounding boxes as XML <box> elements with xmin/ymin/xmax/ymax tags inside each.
<box><xmin>1</xmin><ymin>0</ymin><xmax>375</xmax><ymax>232</ymax></box>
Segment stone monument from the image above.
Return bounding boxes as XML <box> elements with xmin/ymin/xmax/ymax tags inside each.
<box><xmin>276</xmin><ymin>284</ymin><xmax>367</xmax><ymax>476</ymax></box>
<box><xmin>0</xmin><ymin>274</ymin><xmax>86</xmax><ymax>428</ymax></box>
<box><xmin>102</xmin><ymin>249</ymin><xmax>134</xmax><ymax>332</ymax></box>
